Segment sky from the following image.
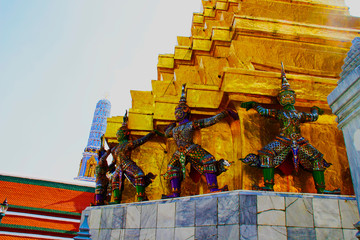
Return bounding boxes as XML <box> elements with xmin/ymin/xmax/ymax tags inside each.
<box><xmin>0</xmin><ymin>0</ymin><xmax>359</xmax><ymax>184</ymax></box>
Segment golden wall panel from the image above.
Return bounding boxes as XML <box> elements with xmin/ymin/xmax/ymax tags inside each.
<box><xmin>291</xmin><ymin>0</ymin><xmax>347</xmax><ymax>8</ymax></box>
<box><xmin>216</xmin><ymin>2</ymin><xmax>228</xmax><ymax>11</ymax></box>
<box><xmin>195</xmin><ymin>55</ymin><xmax>229</xmax><ymax>86</ymax></box>
<box><xmin>174</xmin><ymin>46</ymin><xmax>193</xmax><ymax>60</ymax></box>
<box><xmin>105</xmin><ymin>116</ymin><xmax>122</xmax><ymax>143</ymax></box>
<box><xmin>177</xmin><ymin>36</ymin><xmax>192</xmax><ymax>47</ymax></box>
<box><xmin>130</xmin><ymin>90</ymin><xmax>154</xmax><ymax>113</ymax></box>
<box><xmin>212</xmin><ymin>27</ymin><xmax>233</xmax><ymax>41</ymax></box>
<box><xmin>222</xmin><ymin>69</ymin><xmax>338</xmax><ymax>105</ymax></box>
<box><xmin>233</xmin><ymin>15</ymin><xmax>359</xmax><ymax>43</ymax></box>
<box><xmin>152</xmin><ymin>80</ymin><xmax>179</xmax><ymax>99</ymax></box>
<box><xmin>193</xmin><ymin>13</ymin><xmax>204</xmax><ymax>24</ymax></box>
<box><xmin>229</xmin><ymin>36</ymin><xmax>347</xmax><ymax>75</ymax></box>
<box><xmin>153</xmin><ymin>102</ymin><xmax>177</xmax><ymax>121</ymax></box>
<box><xmin>193</xmin><ymin>37</ymin><xmax>212</xmax><ymax>51</ymax></box>
<box><xmin>237</xmin><ymin>0</ymin><xmax>357</xmax><ymax>29</ymax></box>
<box><xmin>204</xmin><ymin>7</ymin><xmax>216</xmax><ymax>17</ymax></box>
<box><xmin>187</xmin><ymin>89</ymin><xmax>223</xmax><ymax>109</ymax></box>
<box><xmin>157</xmin><ymin>54</ymin><xmax>174</xmax><ymax>69</ymax></box>
<box><xmin>158</xmin><ymin>72</ymin><xmax>175</xmax><ymax>82</ymax></box>
<box><xmin>128</xmin><ymin>112</ymin><xmax>153</xmax><ymax>131</ymax></box>
<box><xmin>174</xmin><ymin>65</ymin><xmax>203</xmax><ymax>85</ymax></box>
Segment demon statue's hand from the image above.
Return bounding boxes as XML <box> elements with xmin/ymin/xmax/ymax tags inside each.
<box><xmin>241</xmin><ymin>101</ymin><xmax>257</xmax><ymax>111</ymax></box>
<box><xmin>153</xmin><ymin>129</ymin><xmax>165</xmax><ymax>137</ymax></box>
<box><xmin>227</xmin><ymin>109</ymin><xmax>239</xmax><ymax>120</ymax></box>
<box><xmin>165</xmin><ymin>122</ymin><xmax>176</xmax><ymax>131</ymax></box>
<box><xmin>110</xmin><ymin>146</ymin><xmax>117</xmax><ymax>156</ymax></box>
<box><xmin>311</xmin><ymin>106</ymin><xmax>324</xmax><ymax>115</ymax></box>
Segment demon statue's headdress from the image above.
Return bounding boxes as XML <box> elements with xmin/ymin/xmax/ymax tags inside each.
<box><xmin>121</xmin><ymin>110</ymin><xmax>128</xmax><ymax>129</ymax></box>
<box><xmin>175</xmin><ymin>84</ymin><xmax>191</xmax><ymax>122</ymax></box>
<box><xmin>279</xmin><ymin>62</ymin><xmax>295</xmax><ymax>94</ymax></box>
<box><xmin>277</xmin><ymin>62</ymin><xmax>296</xmax><ymax>106</ymax></box>
<box><xmin>116</xmin><ymin>110</ymin><xmax>129</xmax><ymax>141</ymax></box>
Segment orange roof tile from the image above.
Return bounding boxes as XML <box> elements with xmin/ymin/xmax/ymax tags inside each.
<box><xmin>1</xmin><ymin>215</ymin><xmax>79</xmax><ymax>232</ymax></box>
<box><xmin>0</xmin><ymin>235</ymin><xmax>55</xmax><ymax>240</ymax></box>
<box><xmin>0</xmin><ymin>177</ymin><xmax>94</xmax><ymax>213</ymax></box>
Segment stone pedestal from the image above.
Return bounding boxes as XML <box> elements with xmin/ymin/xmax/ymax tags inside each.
<box><xmin>80</xmin><ymin>190</ymin><xmax>358</xmax><ymax>240</ymax></box>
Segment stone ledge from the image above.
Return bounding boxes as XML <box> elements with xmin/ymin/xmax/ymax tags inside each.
<box><xmin>80</xmin><ymin>190</ymin><xmax>358</xmax><ymax>240</ymax></box>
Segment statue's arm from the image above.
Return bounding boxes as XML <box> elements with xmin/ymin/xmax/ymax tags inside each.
<box><xmin>98</xmin><ymin>149</ymin><xmax>111</xmax><ymax>166</ymax></box>
<box><xmin>300</xmin><ymin>106</ymin><xmax>323</xmax><ymax>123</ymax></box>
<box><xmin>108</xmin><ymin>161</ymin><xmax>116</xmax><ymax>173</ymax></box>
<box><xmin>241</xmin><ymin>101</ymin><xmax>277</xmax><ymax>118</ymax></box>
<box><xmin>108</xmin><ymin>146</ymin><xmax>119</xmax><ymax>172</ymax></box>
<box><xmin>164</xmin><ymin>123</ymin><xmax>176</xmax><ymax>138</ymax></box>
<box><xmin>193</xmin><ymin>110</ymin><xmax>229</xmax><ymax>129</ymax></box>
<box><xmin>131</xmin><ymin>131</ymin><xmax>156</xmax><ymax>149</ymax></box>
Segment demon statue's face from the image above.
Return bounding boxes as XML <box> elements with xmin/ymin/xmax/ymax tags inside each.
<box><xmin>116</xmin><ymin>127</ymin><xmax>130</xmax><ymax>142</ymax></box>
<box><xmin>278</xmin><ymin>90</ymin><xmax>296</xmax><ymax>107</ymax></box>
<box><xmin>175</xmin><ymin>103</ymin><xmax>190</xmax><ymax>122</ymax></box>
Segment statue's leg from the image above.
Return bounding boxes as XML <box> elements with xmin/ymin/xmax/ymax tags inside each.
<box><xmin>112</xmin><ymin>189</ymin><xmax>121</xmax><ymax>204</ymax></box>
<box><xmin>111</xmin><ymin>167</ymin><xmax>122</xmax><ymax>204</ymax></box>
<box><xmin>312</xmin><ymin>170</ymin><xmax>325</xmax><ymax>193</ymax></box>
<box><xmin>106</xmin><ymin>180</ymin><xmax>112</xmax><ymax>203</ymax></box>
<box><xmin>299</xmin><ymin>141</ymin><xmax>340</xmax><ymax>194</ymax></box>
<box><xmin>169</xmin><ymin>177</ymin><xmax>181</xmax><ymax>197</ymax></box>
<box><xmin>262</xmin><ymin>164</ymin><xmax>275</xmax><ymax>191</ymax></box>
<box><xmin>162</xmin><ymin>154</ymin><xmax>182</xmax><ymax>198</ymax></box>
<box><xmin>135</xmin><ymin>185</ymin><xmax>146</xmax><ymax>201</ymax></box>
<box><xmin>312</xmin><ymin>170</ymin><xmax>340</xmax><ymax>194</ymax></box>
<box><xmin>95</xmin><ymin>189</ymin><xmax>104</xmax><ymax>206</ymax></box>
<box><xmin>95</xmin><ymin>180</ymin><xmax>103</xmax><ymax>205</ymax></box>
<box><xmin>258</xmin><ymin>154</ymin><xmax>275</xmax><ymax>191</ymax></box>
<box><xmin>256</xmin><ymin>139</ymin><xmax>283</xmax><ymax>191</ymax></box>
<box><xmin>112</xmin><ymin>189</ymin><xmax>121</xmax><ymax>203</ymax></box>
<box><xmin>95</xmin><ymin>177</ymin><xmax>108</xmax><ymax>205</ymax></box>
<box><xmin>189</xmin><ymin>147</ymin><xmax>228</xmax><ymax>192</ymax></box>
<box><xmin>135</xmin><ymin>176</ymin><xmax>147</xmax><ymax>202</ymax></box>
<box><xmin>204</xmin><ymin>172</ymin><xmax>228</xmax><ymax>192</ymax></box>
<box><xmin>124</xmin><ymin>162</ymin><xmax>148</xmax><ymax>202</ymax></box>
<box><xmin>161</xmin><ymin>177</ymin><xmax>182</xmax><ymax>199</ymax></box>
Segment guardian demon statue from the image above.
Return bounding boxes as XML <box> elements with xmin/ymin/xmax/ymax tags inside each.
<box><xmin>162</xmin><ymin>84</ymin><xmax>238</xmax><ymax>198</ymax></box>
<box><xmin>240</xmin><ymin>63</ymin><xmax>339</xmax><ymax>194</ymax></box>
<box><xmin>111</xmin><ymin>111</ymin><xmax>157</xmax><ymax>203</ymax></box>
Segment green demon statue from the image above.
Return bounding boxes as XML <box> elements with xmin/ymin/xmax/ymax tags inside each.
<box><xmin>111</xmin><ymin>111</ymin><xmax>158</xmax><ymax>203</ymax></box>
<box><xmin>240</xmin><ymin>63</ymin><xmax>339</xmax><ymax>194</ymax></box>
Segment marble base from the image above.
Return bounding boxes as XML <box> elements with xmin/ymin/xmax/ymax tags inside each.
<box><xmin>80</xmin><ymin>190</ymin><xmax>358</xmax><ymax>240</ymax></box>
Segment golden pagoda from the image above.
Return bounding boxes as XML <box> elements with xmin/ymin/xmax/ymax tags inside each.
<box><xmin>105</xmin><ymin>0</ymin><xmax>360</xmax><ymax>203</ymax></box>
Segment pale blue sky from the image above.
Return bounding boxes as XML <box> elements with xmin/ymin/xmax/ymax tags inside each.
<box><xmin>0</xmin><ymin>0</ymin><xmax>359</xmax><ymax>183</ymax></box>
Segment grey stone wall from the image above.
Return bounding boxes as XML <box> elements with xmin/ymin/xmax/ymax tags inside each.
<box><xmin>80</xmin><ymin>190</ymin><xmax>358</xmax><ymax>240</ymax></box>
